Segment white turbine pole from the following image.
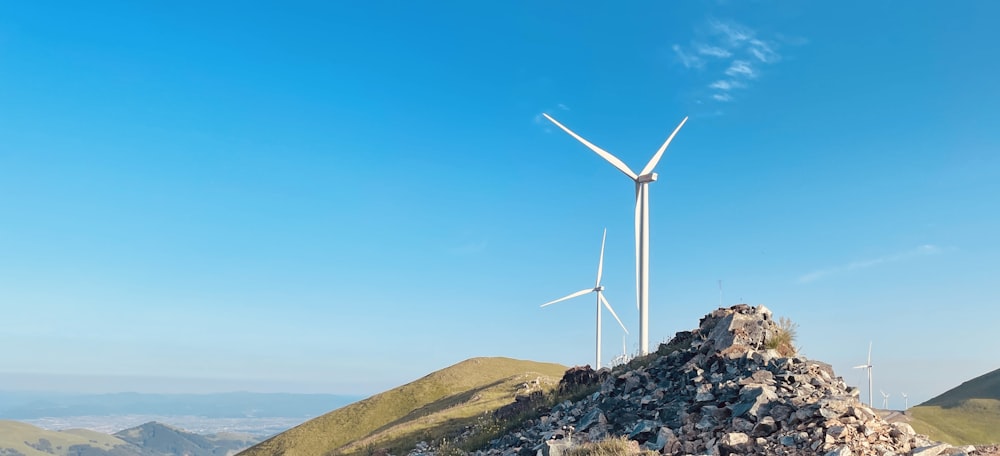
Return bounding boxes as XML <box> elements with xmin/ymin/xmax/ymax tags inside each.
<box><xmin>541</xmin><ymin>229</ymin><xmax>628</xmax><ymax>368</ymax></box>
<box><xmin>853</xmin><ymin>341</ymin><xmax>874</xmax><ymax>407</ymax></box>
<box><xmin>901</xmin><ymin>392</ymin><xmax>908</xmax><ymax>410</ymax></box>
<box><xmin>543</xmin><ymin>113</ymin><xmax>687</xmax><ymax>356</ymax></box>
<box><xmin>868</xmin><ymin>343</ymin><xmax>873</xmax><ymax>408</ymax></box>
<box><xmin>880</xmin><ymin>390</ymin><xmax>890</xmax><ymax>409</ymax></box>
<box><xmin>596</xmin><ymin>288</ymin><xmax>602</xmax><ymax>369</ymax></box>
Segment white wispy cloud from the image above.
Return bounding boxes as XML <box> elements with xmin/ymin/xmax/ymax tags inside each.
<box><xmin>696</xmin><ymin>44</ymin><xmax>731</xmax><ymax>58</ymax></box>
<box><xmin>709</xmin><ymin>19</ymin><xmax>753</xmax><ymax>46</ymax></box>
<box><xmin>672</xmin><ymin>18</ymin><xmax>798</xmax><ymax>107</ymax></box>
<box><xmin>672</xmin><ymin>44</ymin><xmax>704</xmax><ymax>69</ymax></box>
<box><xmin>798</xmin><ymin>245</ymin><xmax>943</xmax><ymax>283</ymax></box>
<box><xmin>557</xmin><ymin>103</ymin><xmax>570</xmax><ymax>111</ymax></box>
<box><xmin>724</xmin><ymin>60</ymin><xmax>757</xmax><ymax>78</ymax></box>
<box><xmin>748</xmin><ymin>39</ymin><xmax>778</xmax><ymax>63</ymax></box>
<box><xmin>709</xmin><ymin>79</ymin><xmax>745</xmax><ymax>91</ymax></box>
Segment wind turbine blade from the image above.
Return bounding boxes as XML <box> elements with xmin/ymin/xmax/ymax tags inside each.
<box><xmin>634</xmin><ymin>182</ymin><xmax>641</xmax><ymax>311</ymax></box>
<box><xmin>639</xmin><ymin>116</ymin><xmax>688</xmax><ymax>176</ymax></box>
<box><xmin>867</xmin><ymin>341</ymin><xmax>872</xmax><ymax>365</ymax></box>
<box><xmin>541</xmin><ymin>288</ymin><xmax>594</xmax><ymax>307</ymax></box>
<box><xmin>600</xmin><ymin>293</ymin><xmax>629</xmax><ymax>334</ymax></box>
<box><xmin>542</xmin><ymin>113</ymin><xmax>638</xmax><ymax>180</ymax></box>
<box><xmin>596</xmin><ymin>228</ymin><xmax>607</xmax><ymax>287</ymax></box>
<box><xmin>852</xmin><ymin>365</ymin><xmax>868</xmax><ymax>369</ymax></box>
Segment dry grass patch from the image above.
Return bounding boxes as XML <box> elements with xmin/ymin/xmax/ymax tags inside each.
<box><xmin>564</xmin><ymin>436</ymin><xmax>658</xmax><ymax>456</ymax></box>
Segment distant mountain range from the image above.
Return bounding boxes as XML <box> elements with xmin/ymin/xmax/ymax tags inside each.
<box><xmin>0</xmin><ymin>420</ymin><xmax>259</xmax><ymax>456</ymax></box>
<box><xmin>0</xmin><ymin>392</ymin><xmax>361</xmax><ymax>419</ymax></box>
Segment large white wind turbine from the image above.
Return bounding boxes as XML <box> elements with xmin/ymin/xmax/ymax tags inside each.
<box><xmin>541</xmin><ymin>229</ymin><xmax>629</xmax><ymax>369</ymax></box>
<box><xmin>880</xmin><ymin>390</ymin><xmax>890</xmax><ymax>409</ymax></box>
<box><xmin>543</xmin><ymin>113</ymin><xmax>688</xmax><ymax>355</ymax></box>
<box><xmin>853</xmin><ymin>341</ymin><xmax>874</xmax><ymax>407</ymax></box>
<box><xmin>901</xmin><ymin>392</ymin><xmax>908</xmax><ymax>410</ymax></box>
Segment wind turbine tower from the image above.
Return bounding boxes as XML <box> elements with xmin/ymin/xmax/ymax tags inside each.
<box><xmin>853</xmin><ymin>342</ymin><xmax>874</xmax><ymax>407</ymax></box>
<box><xmin>543</xmin><ymin>113</ymin><xmax>688</xmax><ymax>355</ymax></box>
<box><xmin>880</xmin><ymin>390</ymin><xmax>890</xmax><ymax>409</ymax></box>
<box><xmin>901</xmin><ymin>392</ymin><xmax>908</xmax><ymax>410</ymax></box>
<box><xmin>541</xmin><ymin>229</ymin><xmax>629</xmax><ymax>368</ymax></box>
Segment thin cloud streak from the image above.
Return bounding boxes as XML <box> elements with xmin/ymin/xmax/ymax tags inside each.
<box><xmin>725</xmin><ymin>60</ymin><xmax>757</xmax><ymax>78</ymax></box>
<box><xmin>709</xmin><ymin>19</ymin><xmax>752</xmax><ymax>46</ymax></box>
<box><xmin>798</xmin><ymin>245</ymin><xmax>943</xmax><ymax>283</ymax></box>
<box><xmin>672</xmin><ymin>18</ymin><xmax>798</xmax><ymax>106</ymax></box>
<box><xmin>672</xmin><ymin>44</ymin><xmax>704</xmax><ymax>69</ymax></box>
<box><xmin>710</xmin><ymin>80</ymin><xmax>744</xmax><ymax>91</ymax></box>
<box><xmin>697</xmin><ymin>44</ymin><xmax>731</xmax><ymax>58</ymax></box>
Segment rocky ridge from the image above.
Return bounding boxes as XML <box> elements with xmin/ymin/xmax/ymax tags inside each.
<box><xmin>465</xmin><ymin>305</ymin><xmax>977</xmax><ymax>456</ymax></box>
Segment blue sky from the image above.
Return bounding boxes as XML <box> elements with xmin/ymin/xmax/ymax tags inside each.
<box><xmin>1</xmin><ymin>2</ymin><xmax>997</xmax><ymax>408</ymax></box>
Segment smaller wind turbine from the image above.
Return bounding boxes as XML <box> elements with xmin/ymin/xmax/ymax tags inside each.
<box><xmin>541</xmin><ymin>229</ymin><xmax>629</xmax><ymax>369</ymax></box>
<box><xmin>853</xmin><ymin>342</ymin><xmax>874</xmax><ymax>407</ymax></box>
<box><xmin>901</xmin><ymin>392</ymin><xmax>908</xmax><ymax>410</ymax></box>
<box><xmin>880</xmin><ymin>390</ymin><xmax>890</xmax><ymax>409</ymax></box>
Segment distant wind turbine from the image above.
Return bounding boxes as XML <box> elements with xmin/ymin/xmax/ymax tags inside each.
<box><xmin>543</xmin><ymin>113</ymin><xmax>688</xmax><ymax>355</ymax></box>
<box><xmin>880</xmin><ymin>390</ymin><xmax>890</xmax><ymax>409</ymax></box>
<box><xmin>541</xmin><ymin>229</ymin><xmax>629</xmax><ymax>369</ymax></box>
<box><xmin>853</xmin><ymin>341</ymin><xmax>874</xmax><ymax>407</ymax></box>
<box><xmin>901</xmin><ymin>392</ymin><xmax>908</xmax><ymax>410</ymax></box>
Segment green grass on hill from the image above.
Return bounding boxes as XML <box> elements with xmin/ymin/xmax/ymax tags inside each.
<box><xmin>908</xmin><ymin>368</ymin><xmax>1000</xmax><ymax>445</ymax></box>
<box><xmin>238</xmin><ymin>357</ymin><xmax>567</xmax><ymax>456</ymax></box>
<box><xmin>910</xmin><ymin>399</ymin><xmax>1000</xmax><ymax>445</ymax></box>
<box><xmin>0</xmin><ymin>420</ymin><xmax>134</xmax><ymax>456</ymax></box>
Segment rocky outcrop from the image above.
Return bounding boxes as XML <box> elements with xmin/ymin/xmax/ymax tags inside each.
<box><xmin>470</xmin><ymin>305</ymin><xmax>976</xmax><ymax>456</ymax></box>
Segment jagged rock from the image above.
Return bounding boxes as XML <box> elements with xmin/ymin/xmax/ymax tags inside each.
<box><xmin>825</xmin><ymin>446</ymin><xmax>853</xmax><ymax>456</ymax></box>
<box><xmin>472</xmin><ymin>305</ymin><xmax>962</xmax><ymax>456</ymax></box>
<box><xmin>719</xmin><ymin>432</ymin><xmax>750</xmax><ymax>455</ymax></box>
<box><xmin>913</xmin><ymin>444</ymin><xmax>952</xmax><ymax>456</ymax></box>
<box><xmin>540</xmin><ymin>440</ymin><xmax>572</xmax><ymax>456</ymax></box>
<box><xmin>575</xmin><ymin>409</ymin><xmax>605</xmax><ymax>432</ymax></box>
<box><xmin>558</xmin><ymin>366</ymin><xmax>602</xmax><ymax>393</ymax></box>
<box><xmin>627</xmin><ymin>420</ymin><xmax>658</xmax><ymax>441</ymax></box>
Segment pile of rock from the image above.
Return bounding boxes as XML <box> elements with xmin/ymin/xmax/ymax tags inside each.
<box><xmin>475</xmin><ymin>305</ymin><xmax>975</xmax><ymax>456</ymax></box>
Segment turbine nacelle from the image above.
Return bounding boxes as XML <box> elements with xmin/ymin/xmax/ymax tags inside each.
<box><xmin>636</xmin><ymin>173</ymin><xmax>657</xmax><ymax>184</ymax></box>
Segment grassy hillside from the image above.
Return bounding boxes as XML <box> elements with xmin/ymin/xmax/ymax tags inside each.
<box><xmin>238</xmin><ymin>357</ymin><xmax>567</xmax><ymax>456</ymax></box>
<box><xmin>0</xmin><ymin>420</ymin><xmax>137</xmax><ymax>456</ymax></box>
<box><xmin>909</xmin><ymin>368</ymin><xmax>1000</xmax><ymax>445</ymax></box>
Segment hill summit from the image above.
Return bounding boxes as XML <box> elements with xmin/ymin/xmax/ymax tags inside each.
<box><xmin>909</xmin><ymin>368</ymin><xmax>1000</xmax><ymax>445</ymax></box>
<box><xmin>241</xmin><ymin>305</ymin><xmax>987</xmax><ymax>456</ymax></box>
<box><xmin>239</xmin><ymin>357</ymin><xmax>567</xmax><ymax>456</ymax></box>
<box><xmin>471</xmin><ymin>304</ymin><xmax>977</xmax><ymax>456</ymax></box>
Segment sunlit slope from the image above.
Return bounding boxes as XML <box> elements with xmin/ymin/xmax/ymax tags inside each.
<box><xmin>909</xmin><ymin>368</ymin><xmax>1000</xmax><ymax>445</ymax></box>
<box><xmin>0</xmin><ymin>420</ymin><xmax>137</xmax><ymax>456</ymax></box>
<box><xmin>238</xmin><ymin>357</ymin><xmax>567</xmax><ymax>456</ymax></box>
